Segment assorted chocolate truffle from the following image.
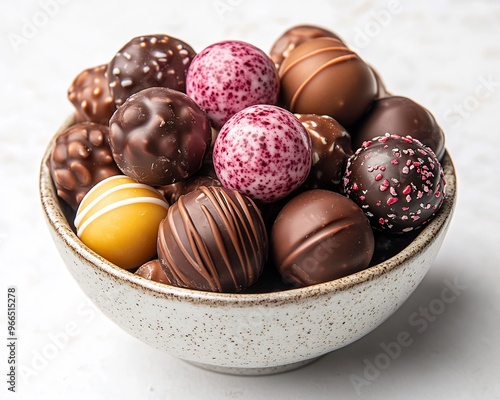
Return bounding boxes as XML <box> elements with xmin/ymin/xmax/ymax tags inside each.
<box><xmin>75</xmin><ymin>175</ymin><xmax>169</xmax><ymax>270</ymax></box>
<box><xmin>135</xmin><ymin>259</ymin><xmax>171</xmax><ymax>284</ymax></box>
<box><xmin>271</xmin><ymin>190</ymin><xmax>374</xmax><ymax>287</ymax></box>
<box><xmin>54</xmin><ymin>25</ymin><xmax>448</xmax><ymax>292</ymax></box>
<box><xmin>109</xmin><ymin>87</ymin><xmax>212</xmax><ymax>186</ymax></box>
<box><xmin>157</xmin><ymin>175</ymin><xmax>221</xmax><ymax>204</ymax></box>
<box><xmin>343</xmin><ymin>134</ymin><xmax>445</xmax><ymax>233</ymax></box>
<box><xmin>107</xmin><ymin>34</ymin><xmax>196</xmax><ymax>106</ymax></box>
<box><xmin>186</xmin><ymin>40</ymin><xmax>279</xmax><ymax>129</ymax></box>
<box><xmin>213</xmin><ymin>104</ymin><xmax>312</xmax><ymax>203</ymax></box>
<box><xmin>351</xmin><ymin>96</ymin><xmax>445</xmax><ymax>160</ymax></box>
<box><xmin>157</xmin><ymin>186</ymin><xmax>268</xmax><ymax>293</ymax></box>
<box><xmin>68</xmin><ymin>64</ymin><xmax>116</xmax><ymax>124</ymax></box>
<box><xmin>296</xmin><ymin>114</ymin><xmax>353</xmax><ymax>191</ymax></box>
<box><xmin>270</xmin><ymin>24</ymin><xmax>343</xmax><ymax>70</ymax></box>
<box><xmin>49</xmin><ymin>122</ymin><xmax>121</xmax><ymax>209</ymax></box>
<box><xmin>279</xmin><ymin>37</ymin><xmax>377</xmax><ymax>127</ymax></box>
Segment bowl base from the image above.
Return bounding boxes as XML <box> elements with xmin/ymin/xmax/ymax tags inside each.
<box><xmin>185</xmin><ymin>356</ymin><xmax>321</xmax><ymax>376</ymax></box>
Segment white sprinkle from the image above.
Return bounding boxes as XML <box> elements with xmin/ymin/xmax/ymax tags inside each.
<box><xmin>112</xmin><ymin>67</ymin><xmax>121</xmax><ymax>75</ymax></box>
<box><xmin>120</xmin><ymin>78</ymin><xmax>133</xmax><ymax>87</ymax></box>
<box><xmin>152</xmin><ymin>50</ymin><xmax>167</xmax><ymax>58</ymax></box>
<box><xmin>143</xmin><ymin>66</ymin><xmax>150</xmax><ymax>73</ymax></box>
<box><xmin>123</xmin><ymin>52</ymin><xmax>132</xmax><ymax>60</ymax></box>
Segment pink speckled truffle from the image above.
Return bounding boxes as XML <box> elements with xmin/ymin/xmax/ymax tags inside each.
<box><xmin>186</xmin><ymin>40</ymin><xmax>280</xmax><ymax>130</ymax></box>
<box><xmin>213</xmin><ymin>105</ymin><xmax>312</xmax><ymax>203</ymax></box>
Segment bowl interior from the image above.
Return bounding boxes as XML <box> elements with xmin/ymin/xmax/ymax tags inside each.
<box><xmin>39</xmin><ymin>116</ymin><xmax>457</xmax><ymax>305</ymax></box>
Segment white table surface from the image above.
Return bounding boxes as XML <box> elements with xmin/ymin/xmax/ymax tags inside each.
<box><xmin>1</xmin><ymin>0</ymin><xmax>499</xmax><ymax>399</ymax></box>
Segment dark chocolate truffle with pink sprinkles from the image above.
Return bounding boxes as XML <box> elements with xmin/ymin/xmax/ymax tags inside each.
<box><xmin>213</xmin><ymin>105</ymin><xmax>312</xmax><ymax>203</ymax></box>
<box><xmin>343</xmin><ymin>133</ymin><xmax>445</xmax><ymax>233</ymax></box>
<box><xmin>186</xmin><ymin>40</ymin><xmax>279</xmax><ymax>130</ymax></box>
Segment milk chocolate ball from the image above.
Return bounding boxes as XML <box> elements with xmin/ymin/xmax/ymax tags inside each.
<box><xmin>279</xmin><ymin>37</ymin><xmax>377</xmax><ymax>127</ymax></box>
<box><xmin>270</xmin><ymin>24</ymin><xmax>343</xmax><ymax>70</ymax></box>
<box><xmin>271</xmin><ymin>190</ymin><xmax>374</xmax><ymax>287</ymax></box>
<box><xmin>157</xmin><ymin>186</ymin><xmax>268</xmax><ymax>293</ymax></box>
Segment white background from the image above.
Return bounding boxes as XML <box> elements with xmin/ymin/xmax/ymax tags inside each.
<box><xmin>1</xmin><ymin>0</ymin><xmax>499</xmax><ymax>399</ymax></box>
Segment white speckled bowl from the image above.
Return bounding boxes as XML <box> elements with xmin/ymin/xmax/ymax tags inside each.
<box><xmin>39</xmin><ymin>118</ymin><xmax>457</xmax><ymax>375</ymax></box>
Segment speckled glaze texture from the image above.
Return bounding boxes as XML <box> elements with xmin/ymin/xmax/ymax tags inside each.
<box><xmin>39</xmin><ymin>116</ymin><xmax>456</xmax><ymax>376</ymax></box>
<box><xmin>213</xmin><ymin>105</ymin><xmax>312</xmax><ymax>203</ymax></box>
<box><xmin>186</xmin><ymin>40</ymin><xmax>279</xmax><ymax>129</ymax></box>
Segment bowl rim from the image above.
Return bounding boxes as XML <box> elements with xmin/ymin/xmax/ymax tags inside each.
<box><xmin>39</xmin><ymin>115</ymin><xmax>457</xmax><ymax>305</ymax></box>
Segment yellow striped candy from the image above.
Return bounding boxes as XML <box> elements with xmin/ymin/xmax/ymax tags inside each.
<box><xmin>75</xmin><ymin>175</ymin><xmax>169</xmax><ymax>269</ymax></box>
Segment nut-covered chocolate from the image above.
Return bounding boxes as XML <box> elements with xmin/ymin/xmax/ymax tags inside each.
<box><xmin>271</xmin><ymin>189</ymin><xmax>374</xmax><ymax>288</ymax></box>
<box><xmin>296</xmin><ymin>114</ymin><xmax>353</xmax><ymax>191</ymax></box>
<box><xmin>157</xmin><ymin>186</ymin><xmax>268</xmax><ymax>293</ymax></box>
<box><xmin>343</xmin><ymin>133</ymin><xmax>446</xmax><ymax>233</ymax></box>
<box><xmin>50</xmin><ymin>122</ymin><xmax>121</xmax><ymax>209</ymax></box>
<box><xmin>107</xmin><ymin>34</ymin><xmax>196</xmax><ymax>106</ymax></box>
<box><xmin>109</xmin><ymin>87</ymin><xmax>212</xmax><ymax>186</ymax></box>
<box><xmin>351</xmin><ymin>96</ymin><xmax>445</xmax><ymax>160</ymax></box>
<box><xmin>270</xmin><ymin>24</ymin><xmax>343</xmax><ymax>70</ymax></box>
<box><xmin>135</xmin><ymin>259</ymin><xmax>171</xmax><ymax>284</ymax></box>
<box><xmin>68</xmin><ymin>64</ymin><xmax>116</xmax><ymax>124</ymax></box>
<box><xmin>279</xmin><ymin>37</ymin><xmax>377</xmax><ymax>127</ymax></box>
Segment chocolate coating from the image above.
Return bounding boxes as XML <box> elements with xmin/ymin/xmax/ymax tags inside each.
<box><xmin>271</xmin><ymin>189</ymin><xmax>374</xmax><ymax>288</ymax></box>
<box><xmin>50</xmin><ymin>122</ymin><xmax>121</xmax><ymax>209</ymax></box>
<box><xmin>351</xmin><ymin>96</ymin><xmax>445</xmax><ymax>160</ymax></box>
<box><xmin>270</xmin><ymin>25</ymin><xmax>343</xmax><ymax>70</ymax></box>
<box><xmin>68</xmin><ymin>64</ymin><xmax>116</xmax><ymax>124</ymax></box>
<box><xmin>279</xmin><ymin>37</ymin><xmax>377</xmax><ymax>127</ymax></box>
<box><xmin>157</xmin><ymin>186</ymin><xmax>268</xmax><ymax>293</ymax></box>
<box><xmin>295</xmin><ymin>114</ymin><xmax>353</xmax><ymax>191</ymax></box>
<box><xmin>343</xmin><ymin>134</ymin><xmax>446</xmax><ymax>233</ymax></box>
<box><xmin>107</xmin><ymin>34</ymin><xmax>196</xmax><ymax>106</ymax></box>
<box><xmin>157</xmin><ymin>175</ymin><xmax>221</xmax><ymax>204</ymax></box>
<box><xmin>135</xmin><ymin>259</ymin><xmax>171</xmax><ymax>284</ymax></box>
<box><xmin>109</xmin><ymin>87</ymin><xmax>211</xmax><ymax>186</ymax></box>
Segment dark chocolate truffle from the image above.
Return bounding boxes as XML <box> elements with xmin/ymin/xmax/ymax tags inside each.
<box><xmin>271</xmin><ymin>190</ymin><xmax>374</xmax><ymax>288</ymax></box>
<box><xmin>295</xmin><ymin>114</ymin><xmax>353</xmax><ymax>191</ymax></box>
<box><xmin>351</xmin><ymin>96</ymin><xmax>445</xmax><ymax>159</ymax></box>
<box><xmin>279</xmin><ymin>37</ymin><xmax>377</xmax><ymax>127</ymax></box>
<box><xmin>135</xmin><ymin>259</ymin><xmax>171</xmax><ymax>284</ymax></box>
<box><xmin>68</xmin><ymin>64</ymin><xmax>116</xmax><ymax>124</ymax></box>
<box><xmin>343</xmin><ymin>133</ymin><xmax>446</xmax><ymax>233</ymax></box>
<box><xmin>50</xmin><ymin>122</ymin><xmax>121</xmax><ymax>209</ymax></box>
<box><xmin>157</xmin><ymin>186</ymin><xmax>268</xmax><ymax>293</ymax></box>
<box><xmin>109</xmin><ymin>87</ymin><xmax>212</xmax><ymax>186</ymax></box>
<box><xmin>270</xmin><ymin>25</ymin><xmax>343</xmax><ymax>70</ymax></box>
<box><xmin>107</xmin><ymin>34</ymin><xmax>196</xmax><ymax>106</ymax></box>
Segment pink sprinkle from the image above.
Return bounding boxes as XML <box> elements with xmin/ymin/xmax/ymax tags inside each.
<box><xmin>375</xmin><ymin>174</ymin><xmax>383</xmax><ymax>181</ymax></box>
<box><xmin>380</xmin><ymin>166</ymin><xmax>386</xmax><ymax>172</ymax></box>
<box><xmin>402</xmin><ymin>185</ymin><xmax>412</xmax><ymax>195</ymax></box>
<box><xmin>352</xmin><ymin>183</ymin><xmax>358</xmax><ymax>190</ymax></box>
<box><xmin>387</xmin><ymin>197</ymin><xmax>398</xmax><ymax>206</ymax></box>
<box><xmin>402</xmin><ymin>206</ymin><xmax>410</xmax><ymax>211</ymax></box>
<box><xmin>406</xmin><ymin>195</ymin><xmax>412</xmax><ymax>203</ymax></box>
<box><xmin>379</xmin><ymin>218</ymin><xmax>385</xmax><ymax>225</ymax></box>
<box><xmin>359</xmin><ymin>195</ymin><xmax>366</xmax><ymax>201</ymax></box>
<box><xmin>391</xmin><ymin>159</ymin><xmax>399</xmax><ymax>165</ymax></box>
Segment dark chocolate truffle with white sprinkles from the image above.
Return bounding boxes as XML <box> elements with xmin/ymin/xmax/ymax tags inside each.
<box><xmin>343</xmin><ymin>133</ymin><xmax>446</xmax><ymax>233</ymax></box>
<box><xmin>107</xmin><ymin>34</ymin><xmax>196</xmax><ymax>106</ymax></box>
<box><xmin>109</xmin><ymin>87</ymin><xmax>211</xmax><ymax>186</ymax></box>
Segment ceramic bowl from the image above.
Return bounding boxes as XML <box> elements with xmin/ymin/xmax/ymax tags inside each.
<box><xmin>39</xmin><ymin>117</ymin><xmax>457</xmax><ymax>375</ymax></box>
